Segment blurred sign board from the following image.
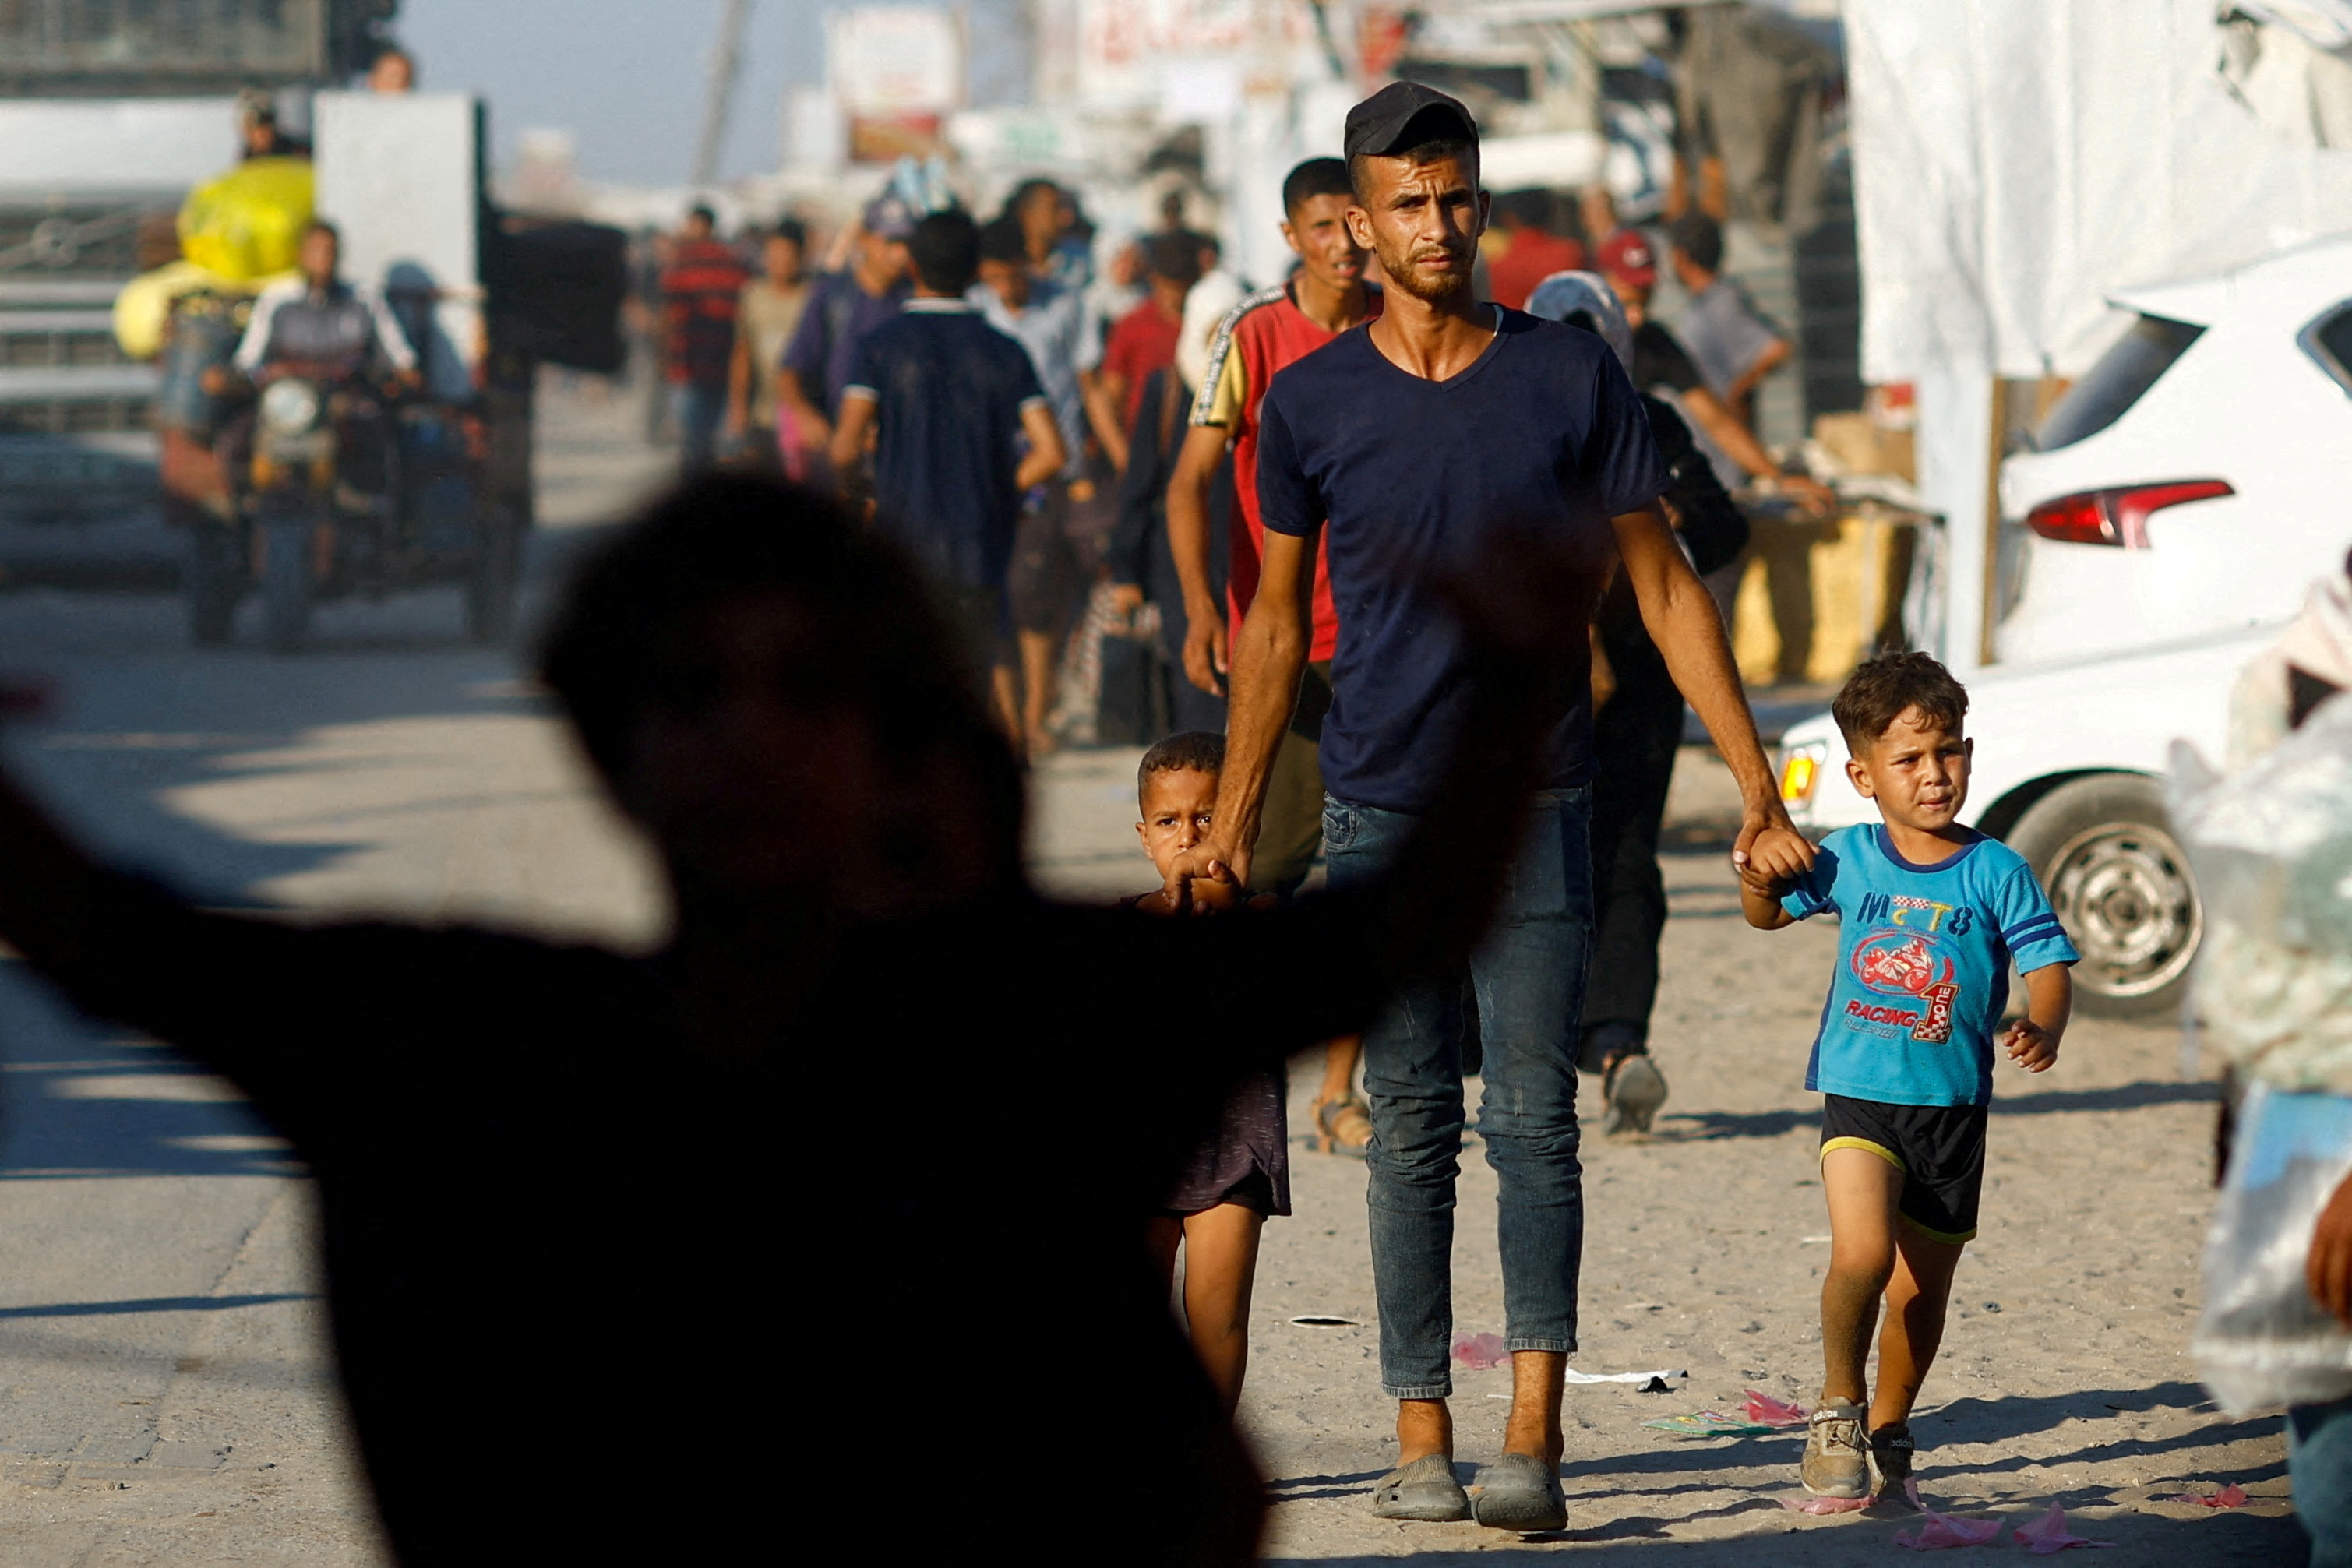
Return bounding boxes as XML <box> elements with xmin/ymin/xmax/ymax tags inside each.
<box><xmin>1073</xmin><ymin>0</ymin><xmax>1313</xmax><ymax>110</ymax></box>
<box><xmin>1081</xmin><ymin>0</ymin><xmax>1254</xmax><ymax>98</ymax></box>
<box><xmin>829</xmin><ymin>5</ymin><xmax>963</xmax><ymax>161</ymax></box>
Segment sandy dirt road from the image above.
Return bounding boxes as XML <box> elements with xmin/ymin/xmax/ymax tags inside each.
<box><xmin>0</xmin><ymin>379</ymin><xmax>2305</xmax><ymax>1563</ymax></box>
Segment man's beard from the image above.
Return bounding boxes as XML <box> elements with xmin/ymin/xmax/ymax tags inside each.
<box><xmin>1375</xmin><ymin>239</ymin><xmax>1474</xmax><ymax>305</ymax></box>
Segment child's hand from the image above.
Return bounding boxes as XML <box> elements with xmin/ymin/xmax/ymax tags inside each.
<box><xmin>1736</xmin><ymin>858</ymin><xmax>1796</xmax><ymax>911</ymax></box>
<box><xmin>1130</xmin><ymin>887</ymin><xmax>1181</xmax><ymax>918</ymax></box>
<box><xmin>1737</xmin><ymin>822</ymin><xmax>1814</xmax><ymax>883</ymax></box>
<box><xmin>1148</xmin><ymin>874</ymin><xmax>1245</xmax><ymax>917</ymax></box>
<box><xmin>2001</xmin><ymin>1017</ymin><xmax>2059</xmax><ymax>1072</ymax></box>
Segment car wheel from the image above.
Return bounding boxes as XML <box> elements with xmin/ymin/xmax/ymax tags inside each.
<box><xmin>2004</xmin><ymin>773</ymin><xmax>2200</xmax><ymax>1018</ymax></box>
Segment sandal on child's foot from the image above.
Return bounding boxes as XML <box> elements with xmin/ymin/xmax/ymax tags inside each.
<box><xmin>1870</xmin><ymin>1421</ymin><xmax>1914</xmax><ymax>1485</ymax></box>
<box><xmin>1369</xmin><ymin>1453</ymin><xmax>1469</xmax><ymax>1520</ymax></box>
<box><xmin>1469</xmin><ymin>1452</ymin><xmax>1567</xmax><ymax>1531</ymax></box>
<box><xmin>1800</xmin><ymin>1400</ymin><xmax>1877</xmax><ymax>1499</ymax></box>
<box><xmin>1314</xmin><ymin>1094</ymin><xmax>1373</xmax><ymax>1157</ymax></box>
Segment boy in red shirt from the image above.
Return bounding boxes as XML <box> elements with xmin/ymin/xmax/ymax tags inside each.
<box><xmin>1485</xmin><ymin>189</ymin><xmax>1585</xmax><ymax>311</ymax></box>
<box><xmin>1165</xmin><ymin>156</ymin><xmax>1381</xmax><ymax>1147</ymax></box>
<box><xmin>1095</xmin><ymin>234</ymin><xmax>1203</xmax><ymax>457</ymax></box>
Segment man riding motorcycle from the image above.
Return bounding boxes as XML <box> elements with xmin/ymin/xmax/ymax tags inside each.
<box><xmin>214</xmin><ymin>218</ymin><xmax>421</xmax><ymax>502</ymax></box>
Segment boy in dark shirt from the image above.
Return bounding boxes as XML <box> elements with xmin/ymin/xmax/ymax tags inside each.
<box><xmin>1130</xmin><ymin>732</ymin><xmax>1288</xmax><ymax>1414</ymax></box>
<box><xmin>830</xmin><ymin>209</ymin><xmax>1066</xmax><ymax>745</ymax></box>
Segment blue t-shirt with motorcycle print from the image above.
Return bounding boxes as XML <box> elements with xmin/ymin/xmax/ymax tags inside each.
<box><xmin>1781</xmin><ymin>824</ymin><xmax>2079</xmax><ymax>1108</ymax></box>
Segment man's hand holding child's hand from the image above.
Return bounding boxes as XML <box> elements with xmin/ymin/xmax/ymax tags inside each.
<box><xmin>1735</xmin><ymin>820</ymin><xmax>1814</xmax><ymax>884</ymax></box>
<box><xmin>2000</xmin><ymin>1017</ymin><xmax>2058</xmax><ymax>1073</ymax></box>
<box><xmin>1140</xmin><ymin>876</ymin><xmax>1273</xmax><ymax>918</ymax></box>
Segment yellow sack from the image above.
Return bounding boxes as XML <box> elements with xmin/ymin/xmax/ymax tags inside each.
<box><xmin>178</xmin><ymin>156</ymin><xmax>314</xmax><ymax>283</ymax></box>
<box><xmin>111</xmin><ymin>261</ymin><xmax>294</xmax><ymax>359</ymax></box>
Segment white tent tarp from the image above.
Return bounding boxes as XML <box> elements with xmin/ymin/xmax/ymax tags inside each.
<box><xmin>1847</xmin><ymin>0</ymin><xmax>2352</xmax><ymax>383</ymax></box>
<box><xmin>1843</xmin><ymin>0</ymin><xmax>2352</xmax><ymax>669</ymax></box>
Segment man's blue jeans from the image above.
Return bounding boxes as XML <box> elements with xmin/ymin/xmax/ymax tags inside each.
<box><xmin>1322</xmin><ymin>786</ymin><xmax>1594</xmax><ymax>1398</ymax></box>
<box><xmin>672</xmin><ymin>382</ymin><xmax>728</xmax><ymax>472</ymax></box>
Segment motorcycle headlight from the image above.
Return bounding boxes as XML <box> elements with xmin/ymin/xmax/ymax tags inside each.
<box><xmin>259</xmin><ymin>378</ymin><xmax>322</xmax><ymax>435</ymax></box>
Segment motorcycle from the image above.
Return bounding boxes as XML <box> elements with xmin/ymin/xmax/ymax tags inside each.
<box><xmin>188</xmin><ymin>358</ymin><xmax>522</xmax><ymax>652</ymax></box>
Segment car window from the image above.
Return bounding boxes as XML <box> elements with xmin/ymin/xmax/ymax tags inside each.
<box><xmin>2301</xmin><ymin>300</ymin><xmax>2352</xmax><ymax>396</ymax></box>
<box><xmin>2031</xmin><ymin>314</ymin><xmax>2204</xmax><ymax>451</ymax></box>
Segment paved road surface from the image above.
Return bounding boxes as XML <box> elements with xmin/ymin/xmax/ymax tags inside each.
<box><xmin>0</xmin><ymin>379</ymin><xmax>2302</xmax><ymax>1563</ymax></box>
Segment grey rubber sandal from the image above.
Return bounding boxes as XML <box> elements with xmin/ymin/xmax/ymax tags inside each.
<box><xmin>1369</xmin><ymin>1453</ymin><xmax>1470</xmax><ymax>1520</ymax></box>
<box><xmin>1602</xmin><ymin>1053</ymin><xmax>1668</xmax><ymax>1136</ymax></box>
<box><xmin>1469</xmin><ymin>1451</ymin><xmax>1567</xmax><ymax>1531</ymax></box>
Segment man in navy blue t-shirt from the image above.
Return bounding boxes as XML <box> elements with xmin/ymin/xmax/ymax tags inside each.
<box><xmin>1170</xmin><ymin>83</ymin><xmax>1815</xmax><ymax>1533</ymax></box>
<box><xmin>830</xmin><ymin>209</ymin><xmax>1066</xmax><ymax>742</ymax></box>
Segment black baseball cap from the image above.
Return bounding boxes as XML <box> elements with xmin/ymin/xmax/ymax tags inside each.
<box><xmin>1342</xmin><ymin>81</ymin><xmax>1479</xmax><ymax>160</ymax></box>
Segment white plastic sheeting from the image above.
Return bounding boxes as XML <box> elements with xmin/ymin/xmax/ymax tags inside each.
<box><xmin>1843</xmin><ymin>0</ymin><xmax>2352</xmax><ymax>671</ymax></box>
<box><xmin>1846</xmin><ymin>0</ymin><xmax>2352</xmax><ymax>384</ymax></box>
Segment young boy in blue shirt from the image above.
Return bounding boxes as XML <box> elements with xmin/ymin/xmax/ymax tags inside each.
<box><xmin>1740</xmin><ymin>652</ymin><xmax>2077</xmax><ymax>1499</ymax></box>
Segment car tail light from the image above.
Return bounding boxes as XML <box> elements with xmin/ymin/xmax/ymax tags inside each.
<box><xmin>2023</xmin><ymin>479</ymin><xmax>2234</xmax><ymax>548</ymax></box>
<box><xmin>1780</xmin><ymin>745</ymin><xmax>1825</xmax><ymax>803</ymax></box>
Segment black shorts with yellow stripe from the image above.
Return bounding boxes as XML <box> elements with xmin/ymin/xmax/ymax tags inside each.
<box><xmin>1819</xmin><ymin>1094</ymin><xmax>1989</xmax><ymax>1244</ymax></box>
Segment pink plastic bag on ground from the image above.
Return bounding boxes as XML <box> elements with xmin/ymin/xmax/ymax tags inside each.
<box><xmin>1451</xmin><ymin>1332</ymin><xmax>1507</xmax><ymax>1370</ymax></box>
<box><xmin>1744</xmin><ymin>1390</ymin><xmax>1810</xmax><ymax>1427</ymax></box>
<box><xmin>2170</xmin><ymin>1484</ymin><xmax>2249</xmax><ymax>1508</ymax></box>
<box><xmin>1894</xmin><ymin>1480</ymin><xmax>2005</xmax><ymax>1549</ymax></box>
<box><xmin>1776</xmin><ymin>1492</ymin><xmax>1871</xmax><ymax>1514</ymax></box>
<box><xmin>2014</xmin><ymin>1501</ymin><xmax>2116</xmax><ymax>1553</ymax></box>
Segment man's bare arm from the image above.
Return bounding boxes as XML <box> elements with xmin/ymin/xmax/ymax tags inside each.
<box><xmin>725</xmin><ymin>331</ymin><xmax>753</xmax><ymax>436</ymax></box>
<box><xmin>1680</xmin><ymin>385</ymin><xmax>1833</xmax><ymax>516</ymax></box>
<box><xmin>1726</xmin><ymin>336</ymin><xmax>1791</xmax><ymax>414</ymax></box>
<box><xmin>1015</xmin><ymin>403</ymin><xmax>1067</xmax><ymax>492</ymax></box>
<box><xmin>1093</xmin><ymin>372</ymin><xmax>1132</xmax><ymax>471</ymax></box>
<box><xmin>1165</xmin><ymin>424</ymin><xmax>1233</xmax><ymax>695</ymax></box>
<box><xmin>1081</xmin><ymin>368</ymin><xmax>1129</xmax><ymax>473</ymax></box>
<box><xmin>2314</xmin><ymin>1172</ymin><xmax>2352</xmax><ymax>1328</ymax></box>
<box><xmin>827</xmin><ymin>393</ymin><xmax>876</xmax><ymax>488</ymax></box>
<box><xmin>777</xmin><ymin>368</ymin><xmax>831</xmax><ymax>450</ymax></box>
<box><xmin>1173</xmin><ymin>525</ymin><xmax>1315</xmax><ymax>895</ymax></box>
<box><xmin>1610</xmin><ymin>502</ymin><xmax>1812</xmax><ymax>881</ymax></box>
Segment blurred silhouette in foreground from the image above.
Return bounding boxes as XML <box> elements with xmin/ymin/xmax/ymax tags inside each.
<box><xmin>0</xmin><ymin>473</ymin><xmax>1589</xmax><ymax>1565</ymax></box>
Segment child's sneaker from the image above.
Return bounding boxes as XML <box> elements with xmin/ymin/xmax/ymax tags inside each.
<box><xmin>1800</xmin><ymin>1399</ymin><xmax>1876</xmax><ymax>1499</ymax></box>
<box><xmin>1870</xmin><ymin>1421</ymin><xmax>1915</xmax><ymax>1484</ymax></box>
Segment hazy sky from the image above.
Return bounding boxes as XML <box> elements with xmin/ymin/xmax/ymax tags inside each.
<box><xmin>394</xmin><ymin>1</ymin><xmax>1022</xmax><ymax>187</ymax></box>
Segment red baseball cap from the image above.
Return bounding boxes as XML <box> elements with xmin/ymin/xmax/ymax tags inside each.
<box><xmin>1599</xmin><ymin>229</ymin><xmax>1657</xmax><ymax>287</ymax></box>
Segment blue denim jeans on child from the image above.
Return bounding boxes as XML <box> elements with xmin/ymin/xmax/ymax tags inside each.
<box><xmin>1322</xmin><ymin>786</ymin><xmax>1594</xmax><ymax>1399</ymax></box>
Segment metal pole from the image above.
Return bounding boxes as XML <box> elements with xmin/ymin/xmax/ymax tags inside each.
<box><xmin>693</xmin><ymin>0</ymin><xmax>756</xmax><ymax>188</ymax></box>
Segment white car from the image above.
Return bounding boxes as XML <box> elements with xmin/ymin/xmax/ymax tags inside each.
<box><xmin>1997</xmin><ymin>234</ymin><xmax>2352</xmax><ymax>666</ymax></box>
<box><xmin>1775</xmin><ymin>622</ymin><xmax>2277</xmax><ymax>1017</ymax></box>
